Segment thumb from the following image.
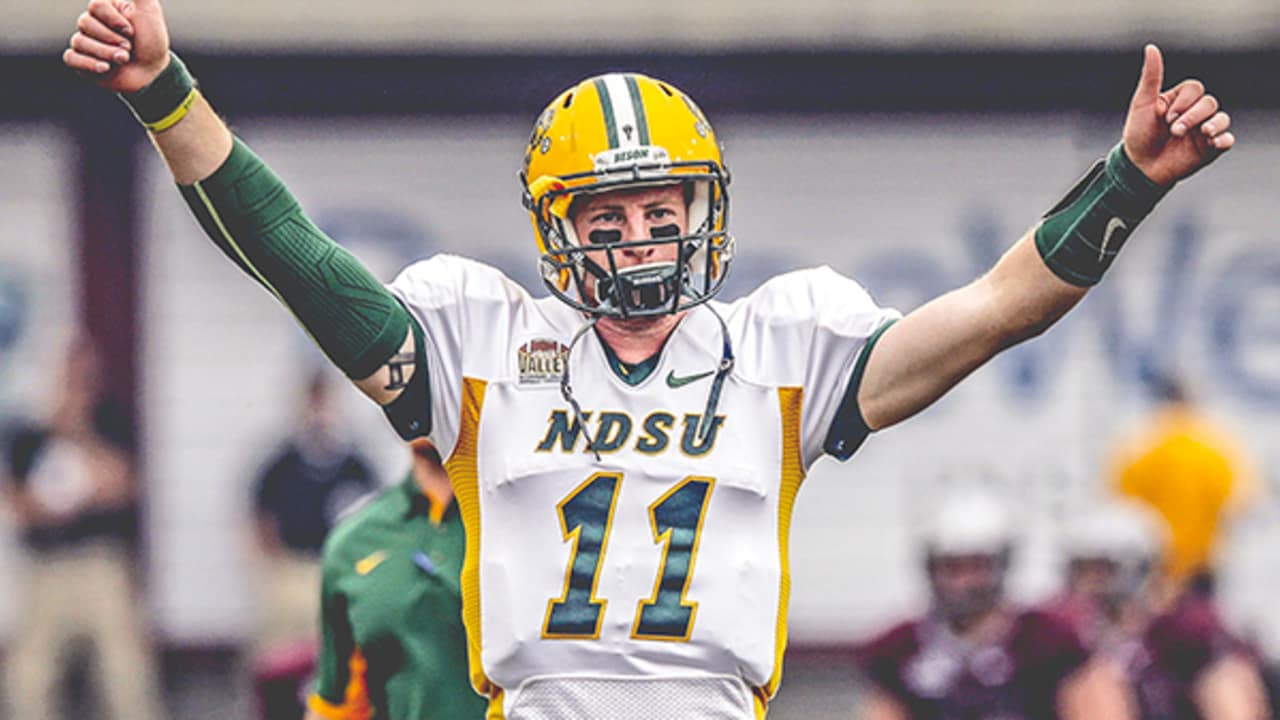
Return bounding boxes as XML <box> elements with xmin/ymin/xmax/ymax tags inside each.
<box><xmin>118</xmin><ymin>0</ymin><xmax>160</xmax><ymax>18</ymax></box>
<box><xmin>1130</xmin><ymin>44</ymin><xmax>1164</xmax><ymax>107</ymax></box>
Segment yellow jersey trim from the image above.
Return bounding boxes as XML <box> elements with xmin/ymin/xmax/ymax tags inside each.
<box><xmin>760</xmin><ymin>386</ymin><xmax>806</xmax><ymax>709</ymax></box>
<box><xmin>444</xmin><ymin>377</ymin><xmax>499</xmax><ymax>708</ymax></box>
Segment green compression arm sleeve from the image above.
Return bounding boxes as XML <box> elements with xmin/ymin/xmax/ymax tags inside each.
<box><xmin>178</xmin><ymin>137</ymin><xmax>411</xmax><ymax>380</ymax></box>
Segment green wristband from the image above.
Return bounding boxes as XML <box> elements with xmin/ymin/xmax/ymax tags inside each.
<box><xmin>119</xmin><ymin>52</ymin><xmax>198</xmax><ymax>132</ymax></box>
<box><xmin>1035</xmin><ymin>143</ymin><xmax>1169</xmax><ymax>286</ymax></box>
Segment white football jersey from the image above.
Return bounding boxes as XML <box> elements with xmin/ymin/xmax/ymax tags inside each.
<box><xmin>389</xmin><ymin>255</ymin><xmax>898</xmax><ymax>719</ymax></box>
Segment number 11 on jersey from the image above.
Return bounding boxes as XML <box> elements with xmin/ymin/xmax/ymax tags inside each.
<box><xmin>543</xmin><ymin>474</ymin><xmax>715</xmax><ymax>641</ymax></box>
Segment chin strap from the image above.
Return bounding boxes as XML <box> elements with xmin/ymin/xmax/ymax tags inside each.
<box><xmin>559</xmin><ymin>301</ymin><xmax>735</xmax><ymax>463</ymax></box>
<box><xmin>560</xmin><ymin>316</ymin><xmax>603</xmax><ymax>462</ymax></box>
<box><xmin>697</xmin><ymin>302</ymin><xmax>735</xmax><ymax>445</ymax></box>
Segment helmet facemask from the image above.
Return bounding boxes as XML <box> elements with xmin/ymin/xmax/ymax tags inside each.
<box><xmin>520</xmin><ymin>72</ymin><xmax>733</xmax><ymax>319</ymax></box>
<box><xmin>926</xmin><ymin>550</ymin><xmax>1011</xmax><ymax>630</ymax></box>
<box><xmin>528</xmin><ymin>169</ymin><xmax>733</xmax><ymax>319</ymax></box>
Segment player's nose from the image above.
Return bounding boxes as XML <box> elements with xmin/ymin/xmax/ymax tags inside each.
<box><xmin>619</xmin><ymin>211</ymin><xmax>655</xmax><ymax>258</ymax></box>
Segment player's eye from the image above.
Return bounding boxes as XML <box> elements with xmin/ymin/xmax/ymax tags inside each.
<box><xmin>591</xmin><ymin>211</ymin><xmax>624</xmax><ymax>224</ymax></box>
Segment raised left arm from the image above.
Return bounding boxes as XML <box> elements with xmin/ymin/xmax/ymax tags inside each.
<box><xmin>859</xmin><ymin>45</ymin><xmax>1232</xmax><ymax>431</ymax></box>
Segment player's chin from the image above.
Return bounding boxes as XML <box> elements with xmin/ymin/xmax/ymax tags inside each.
<box><xmin>603</xmin><ymin>312</ymin><xmax>684</xmax><ymax>333</ymax></box>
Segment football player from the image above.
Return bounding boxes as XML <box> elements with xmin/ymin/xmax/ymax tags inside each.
<box><xmin>1049</xmin><ymin>501</ymin><xmax>1272</xmax><ymax>720</ymax></box>
<box><xmin>1043</xmin><ymin>499</ymin><xmax>1167</xmax><ymax>649</ymax></box>
<box><xmin>63</xmin><ymin>0</ymin><xmax>1235</xmax><ymax>715</ymax></box>
<box><xmin>856</xmin><ymin>491</ymin><xmax>1131</xmax><ymax>720</ymax></box>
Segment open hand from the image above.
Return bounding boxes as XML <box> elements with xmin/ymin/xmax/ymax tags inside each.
<box><xmin>1123</xmin><ymin>44</ymin><xmax>1234</xmax><ymax>187</ymax></box>
<box><xmin>63</xmin><ymin>0</ymin><xmax>170</xmax><ymax>94</ymax></box>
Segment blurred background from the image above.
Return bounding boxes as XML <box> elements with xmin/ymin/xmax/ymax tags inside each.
<box><xmin>2</xmin><ymin>1</ymin><xmax>1279</xmax><ymax>718</ymax></box>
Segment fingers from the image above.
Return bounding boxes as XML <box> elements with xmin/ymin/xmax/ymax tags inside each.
<box><xmin>87</xmin><ymin>0</ymin><xmax>133</xmax><ymax>37</ymax></box>
<box><xmin>63</xmin><ymin>48</ymin><xmax>111</xmax><ymax>75</ymax></box>
<box><xmin>1201</xmin><ymin>111</ymin><xmax>1230</xmax><ymax>136</ymax></box>
<box><xmin>1130</xmin><ymin>44</ymin><xmax>1164</xmax><ymax>107</ymax></box>
<box><xmin>1161</xmin><ymin>79</ymin><xmax>1206</xmax><ymax>126</ymax></box>
<box><xmin>69</xmin><ymin>31</ymin><xmax>131</xmax><ymax>66</ymax></box>
<box><xmin>78</xmin><ymin>10</ymin><xmax>131</xmax><ymax>49</ymax></box>
<box><xmin>65</xmin><ymin>0</ymin><xmax>139</xmax><ymax>76</ymax></box>
<box><xmin>1169</xmin><ymin>92</ymin><xmax>1218</xmax><ymax>137</ymax></box>
<box><xmin>1201</xmin><ymin>111</ymin><xmax>1234</xmax><ymax>150</ymax></box>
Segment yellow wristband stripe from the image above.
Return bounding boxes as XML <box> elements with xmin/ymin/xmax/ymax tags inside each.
<box><xmin>145</xmin><ymin>88</ymin><xmax>199</xmax><ymax>133</ymax></box>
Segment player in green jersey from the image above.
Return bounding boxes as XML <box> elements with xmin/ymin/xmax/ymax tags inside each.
<box><xmin>305</xmin><ymin>440</ymin><xmax>484</xmax><ymax>720</ymax></box>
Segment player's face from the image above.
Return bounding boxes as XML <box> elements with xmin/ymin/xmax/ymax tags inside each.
<box><xmin>570</xmin><ymin>184</ymin><xmax>687</xmax><ymax>302</ymax></box>
<box><xmin>1068</xmin><ymin>557</ymin><xmax>1120</xmax><ymax>598</ymax></box>
<box><xmin>930</xmin><ymin>553</ymin><xmax>1004</xmax><ymax>626</ymax></box>
<box><xmin>933</xmin><ymin>554</ymin><xmax>999</xmax><ymax>593</ymax></box>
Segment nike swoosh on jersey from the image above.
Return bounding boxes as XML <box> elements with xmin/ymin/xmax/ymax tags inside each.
<box><xmin>1099</xmin><ymin>217</ymin><xmax>1128</xmax><ymax>261</ymax></box>
<box><xmin>355</xmin><ymin>551</ymin><xmax>388</xmax><ymax>576</ymax></box>
<box><xmin>666</xmin><ymin>369</ymin><xmax>715</xmax><ymax>388</ymax></box>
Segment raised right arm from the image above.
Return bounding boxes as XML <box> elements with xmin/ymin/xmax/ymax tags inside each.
<box><xmin>63</xmin><ymin>0</ymin><xmax>428</xmax><ymax>434</ymax></box>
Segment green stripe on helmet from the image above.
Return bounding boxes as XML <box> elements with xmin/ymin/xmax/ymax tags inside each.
<box><xmin>593</xmin><ymin>78</ymin><xmax>620</xmax><ymax>149</ymax></box>
<box><xmin>624</xmin><ymin>75</ymin><xmax>650</xmax><ymax>146</ymax></box>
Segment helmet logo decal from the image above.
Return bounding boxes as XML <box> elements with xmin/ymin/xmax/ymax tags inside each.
<box><xmin>524</xmin><ymin>106</ymin><xmax>556</xmax><ymax>173</ymax></box>
<box><xmin>677</xmin><ymin>94</ymin><xmax>712</xmax><ymax>139</ymax></box>
<box><xmin>592</xmin><ymin>145</ymin><xmax>671</xmax><ymax>173</ymax></box>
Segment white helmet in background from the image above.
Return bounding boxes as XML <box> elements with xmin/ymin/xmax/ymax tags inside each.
<box><xmin>1062</xmin><ymin>498</ymin><xmax>1167</xmax><ymax>606</ymax></box>
<box><xmin>921</xmin><ymin>490</ymin><xmax>1016</xmax><ymax>627</ymax></box>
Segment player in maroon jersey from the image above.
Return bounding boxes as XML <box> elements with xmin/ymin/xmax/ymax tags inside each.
<box><xmin>856</xmin><ymin>491</ymin><xmax>1130</xmax><ymax>720</ymax></box>
<box><xmin>1049</xmin><ymin>500</ymin><xmax>1271</xmax><ymax>720</ymax></box>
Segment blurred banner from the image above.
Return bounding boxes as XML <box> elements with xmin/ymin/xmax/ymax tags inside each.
<box><xmin>138</xmin><ymin>114</ymin><xmax>1280</xmax><ymax>647</ymax></box>
<box><xmin>0</xmin><ymin>127</ymin><xmax>79</xmax><ymax>639</ymax></box>
<box><xmin>9</xmin><ymin>0</ymin><xmax>1280</xmax><ymax>51</ymax></box>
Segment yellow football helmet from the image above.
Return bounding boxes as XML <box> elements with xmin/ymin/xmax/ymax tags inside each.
<box><xmin>520</xmin><ymin>73</ymin><xmax>733</xmax><ymax>318</ymax></box>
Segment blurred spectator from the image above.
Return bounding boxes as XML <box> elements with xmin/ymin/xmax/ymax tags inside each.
<box><xmin>302</xmin><ymin>438</ymin><xmax>484</xmax><ymax>720</ymax></box>
<box><xmin>1047</xmin><ymin>499</ymin><xmax>1271</xmax><ymax>720</ymax></box>
<box><xmin>1</xmin><ymin>334</ymin><xmax>166</xmax><ymax>720</ymax></box>
<box><xmin>855</xmin><ymin>490</ymin><xmax>1129</xmax><ymax>720</ymax></box>
<box><xmin>1111</xmin><ymin>375</ymin><xmax>1260</xmax><ymax>592</ymax></box>
<box><xmin>250</xmin><ymin>370</ymin><xmax>378</xmax><ymax>654</ymax></box>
